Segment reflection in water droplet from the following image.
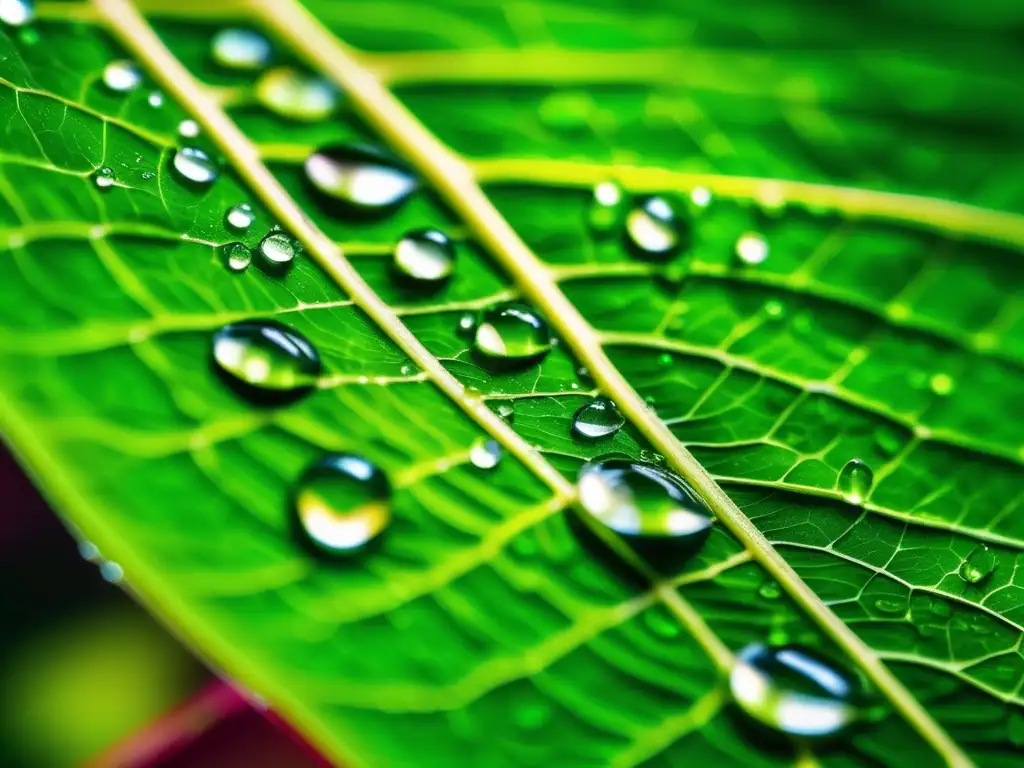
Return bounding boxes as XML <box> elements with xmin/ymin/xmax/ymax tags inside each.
<box><xmin>571</xmin><ymin>397</ymin><xmax>624</xmax><ymax>441</ymax></box>
<box><xmin>735</xmin><ymin>232</ymin><xmax>769</xmax><ymax>265</ymax></box>
<box><xmin>99</xmin><ymin>561</ymin><xmax>124</xmax><ymax>583</ymax></box>
<box><xmin>394</xmin><ymin>229</ymin><xmax>455</xmax><ymax>284</ymax></box>
<box><xmin>225</xmin><ymin>202</ymin><xmax>255</xmax><ymax>232</ymax></box>
<box><xmin>930</xmin><ymin>372</ymin><xmax>955</xmax><ymax>396</ymax></box>
<box><xmin>959</xmin><ymin>544</ymin><xmax>997</xmax><ymax>584</ymax></box>
<box><xmin>730</xmin><ymin>643</ymin><xmax>862</xmax><ymax>737</ymax></box>
<box><xmin>256</xmin><ymin>231</ymin><xmax>298</xmax><ymax>273</ymax></box>
<box><xmin>837</xmin><ymin>459</ymin><xmax>873</xmax><ymax>504</ymax></box>
<box><xmin>576</xmin><ymin>365</ymin><xmax>594</xmax><ymax>387</ymax></box>
<box><xmin>102</xmin><ymin>60</ymin><xmax>142</xmax><ymax>93</ymax></box>
<box><xmin>469</xmin><ymin>438</ymin><xmax>502</xmax><ymax>470</ymax></box>
<box><xmin>256</xmin><ymin>67</ymin><xmax>338</xmax><ymax>122</ymax></box>
<box><xmin>171</xmin><ymin>147</ymin><xmax>219</xmax><ymax>186</ymax></box>
<box><xmin>472</xmin><ymin>303</ymin><xmax>552</xmax><ymax>369</ymax></box>
<box><xmin>576</xmin><ymin>459</ymin><xmax>713</xmax><ymax>543</ymax></box>
<box><xmin>147</xmin><ymin>91</ymin><xmax>164</xmax><ymax>107</ymax></box>
<box><xmin>92</xmin><ymin>167</ymin><xmax>116</xmax><ymax>190</ymax></box>
<box><xmin>589</xmin><ymin>180</ymin><xmax>623</xmax><ymax>232</ymax></box>
<box><xmin>211</xmin><ymin>27</ymin><xmax>271</xmax><ymax>71</ymax></box>
<box><xmin>178</xmin><ymin>119</ymin><xmax>200</xmax><ymax>138</ymax></box>
<box><xmin>293</xmin><ymin>453</ymin><xmax>390</xmax><ymax>556</ymax></box>
<box><xmin>78</xmin><ymin>541</ymin><xmax>101</xmax><ymax>562</ymax></box>
<box><xmin>211</xmin><ymin>319</ymin><xmax>320</xmax><ymax>403</ymax></box>
<box><xmin>220</xmin><ymin>242</ymin><xmax>252</xmax><ymax>273</ymax></box>
<box><xmin>0</xmin><ymin>0</ymin><xmax>34</xmax><ymax>26</ymax></box>
<box><xmin>625</xmin><ymin>196</ymin><xmax>686</xmax><ymax>258</ymax></box>
<box><xmin>305</xmin><ymin>144</ymin><xmax>416</xmax><ymax>214</ymax></box>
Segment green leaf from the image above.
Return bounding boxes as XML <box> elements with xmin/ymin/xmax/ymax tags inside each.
<box><xmin>1</xmin><ymin>0</ymin><xmax>1021</xmax><ymax>766</ymax></box>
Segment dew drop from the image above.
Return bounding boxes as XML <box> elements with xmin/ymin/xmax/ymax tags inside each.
<box><xmin>211</xmin><ymin>27</ymin><xmax>271</xmax><ymax>71</ymax></box>
<box><xmin>730</xmin><ymin>643</ymin><xmax>862</xmax><ymax>737</ymax></box>
<box><xmin>456</xmin><ymin>312</ymin><xmax>476</xmax><ymax>338</ymax></box>
<box><xmin>99</xmin><ymin>561</ymin><xmax>124</xmax><ymax>583</ymax></box>
<box><xmin>393</xmin><ymin>229</ymin><xmax>455</xmax><ymax>284</ymax></box>
<box><xmin>472</xmin><ymin>303</ymin><xmax>552</xmax><ymax>369</ymax></box>
<box><xmin>588</xmin><ymin>180</ymin><xmax>624</xmax><ymax>232</ymax></box>
<box><xmin>930</xmin><ymin>372</ymin><xmax>955</xmax><ymax>396</ymax></box>
<box><xmin>492</xmin><ymin>402</ymin><xmax>515</xmax><ymax>424</ymax></box>
<box><xmin>0</xmin><ymin>0</ymin><xmax>34</xmax><ymax>26</ymax></box>
<box><xmin>178</xmin><ymin>119</ymin><xmax>200</xmax><ymax>138</ymax></box>
<box><xmin>304</xmin><ymin>144</ymin><xmax>416</xmax><ymax>215</ymax></box>
<box><xmin>256</xmin><ymin>231</ymin><xmax>298</xmax><ymax>274</ymax></box>
<box><xmin>836</xmin><ymin>459</ymin><xmax>873</xmax><ymax>504</ymax></box>
<box><xmin>576</xmin><ymin>365</ymin><xmax>594</xmax><ymax>387</ymax></box>
<box><xmin>171</xmin><ymin>146</ymin><xmax>219</xmax><ymax>187</ymax></box>
<box><xmin>469</xmin><ymin>438</ymin><xmax>502</xmax><ymax>470</ymax></box>
<box><xmin>625</xmin><ymin>196</ymin><xmax>687</xmax><ymax>258</ymax></box>
<box><xmin>92</xmin><ymin>166</ymin><xmax>116</xmax><ymax>190</ymax></box>
<box><xmin>256</xmin><ymin>66</ymin><xmax>338</xmax><ymax>122</ymax></box>
<box><xmin>764</xmin><ymin>299</ymin><xmax>787</xmax><ymax>319</ymax></box>
<box><xmin>147</xmin><ymin>91</ymin><xmax>164</xmax><ymax>107</ymax></box>
<box><xmin>959</xmin><ymin>544</ymin><xmax>997</xmax><ymax>584</ymax></box>
<box><xmin>225</xmin><ymin>202</ymin><xmax>255</xmax><ymax>232</ymax></box>
<box><xmin>220</xmin><ymin>242</ymin><xmax>252</xmax><ymax>273</ymax></box>
<box><xmin>873</xmin><ymin>598</ymin><xmax>905</xmax><ymax>615</ymax></box>
<box><xmin>689</xmin><ymin>186</ymin><xmax>712</xmax><ymax>209</ymax></box>
<box><xmin>102</xmin><ymin>59</ymin><xmax>142</xmax><ymax>94</ymax></box>
<box><xmin>758</xmin><ymin>580</ymin><xmax>781</xmax><ymax>600</ymax></box>
<box><xmin>571</xmin><ymin>397</ymin><xmax>624</xmax><ymax>441</ymax></box>
<box><xmin>735</xmin><ymin>232</ymin><xmax>769</xmax><ymax>265</ymax></box>
<box><xmin>211</xmin><ymin>319</ymin><xmax>320</xmax><ymax>403</ymax></box>
<box><xmin>292</xmin><ymin>453</ymin><xmax>391</xmax><ymax>556</ymax></box>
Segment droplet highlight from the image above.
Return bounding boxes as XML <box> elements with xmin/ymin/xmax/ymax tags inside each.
<box><xmin>469</xmin><ymin>438</ymin><xmax>502</xmax><ymax>470</ymax></box>
<box><xmin>472</xmin><ymin>303</ymin><xmax>552</xmax><ymax>369</ymax></box>
<box><xmin>171</xmin><ymin>147</ymin><xmax>218</xmax><ymax>187</ymax></box>
<box><xmin>393</xmin><ymin>229</ymin><xmax>455</xmax><ymax>284</ymax></box>
<box><xmin>225</xmin><ymin>202</ymin><xmax>255</xmax><ymax>232</ymax></box>
<box><xmin>571</xmin><ymin>397</ymin><xmax>624</xmax><ymax>441</ymax></box>
<box><xmin>220</xmin><ymin>242</ymin><xmax>252</xmax><ymax>273</ymax></box>
<box><xmin>959</xmin><ymin>544</ymin><xmax>997</xmax><ymax>584</ymax></box>
<box><xmin>178</xmin><ymin>119</ymin><xmax>200</xmax><ymax>138</ymax></box>
<box><xmin>304</xmin><ymin>144</ymin><xmax>416</xmax><ymax>214</ymax></box>
<box><xmin>211</xmin><ymin>27</ymin><xmax>271</xmax><ymax>71</ymax></box>
<box><xmin>836</xmin><ymin>459</ymin><xmax>873</xmax><ymax>504</ymax></box>
<box><xmin>147</xmin><ymin>91</ymin><xmax>164</xmax><ymax>107</ymax></box>
<box><xmin>211</xmin><ymin>320</ymin><xmax>320</xmax><ymax>403</ymax></box>
<box><xmin>0</xmin><ymin>0</ymin><xmax>34</xmax><ymax>26</ymax></box>
<box><xmin>625</xmin><ymin>196</ymin><xmax>686</xmax><ymax>258</ymax></box>
<box><xmin>256</xmin><ymin>67</ymin><xmax>338</xmax><ymax>122</ymax></box>
<box><xmin>735</xmin><ymin>232</ymin><xmax>769</xmax><ymax>265</ymax></box>
<box><xmin>102</xmin><ymin>60</ymin><xmax>142</xmax><ymax>94</ymax></box>
<box><xmin>92</xmin><ymin>167</ymin><xmax>116</xmax><ymax>190</ymax></box>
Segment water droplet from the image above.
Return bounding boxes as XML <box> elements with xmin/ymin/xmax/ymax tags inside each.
<box><xmin>735</xmin><ymin>232</ymin><xmax>769</xmax><ymax>265</ymax></box>
<box><xmin>0</xmin><ymin>0</ymin><xmax>34</xmax><ymax>26</ymax></box>
<box><xmin>472</xmin><ymin>303</ymin><xmax>552</xmax><ymax>369</ymax></box>
<box><xmin>256</xmin><ymin>67</ymin><xmax>338</xmax><ymax>122</ymax></box>
<box><xmin>758</xmin><ymin>581</ymin><xmax>781</xmax><ymax>600</ymax></box>
<box><xmin>469</xmin><ymin>438</ymin><xmax>502</xmax><ymax>470</ymax></box>
<box><xmin>171</xmin><ymin>146</ymin><xmax>219</xmax><ymax>187</ymax></box>
<box><xmin>141</xmin><ymin>171</ymin><xmax>155</xmax><ymax>180</ymax></box>
<box><xmin>959</xmin><ymin>544</ymin><xmax>997</xmax><ymax>584</ymax></box>
<box><xmin>837</xmin><ymin>459</ymin><xmax>873</xmax><ymax>504</ymax></box>
<box><xmin>211</xmin><ymin>27</ymin><xmax>271</xmax><ymax>71</ymax></box>
<box><xmin>99</xmin><ymin>560</ymin><xmax>124</xmax><ymax>583</ymax></box>
<box><xmin>147</xmin><ymin>91</ymin><xmax>164</xmax><ymax>107</ymax></box>
<box><xmin>211</xmin><ymin>320</ymin><xmax>321</xmax><ymax>403</ymax></box>
<box><xmin>256</xmin><ymin>231</ymin><xmax>298</xmax><ymax>274</ymax></box>
<box><xmin>92</xmin><ymin>166</ymin><xmax>116</xmax><ymax>190</ymax></box>
<box><xmin>873</xmin><ymin>598</ymin><xmax>905</xmax><ymax>615</ymax></box>
<box><xmin>456</xmin><ymin>312</ymin><xmax>476</xmax><ymax>338</ymax></box>
<box><xmin>178</xmin><ymin>119</ymin><xmax>200</xmax><ymax>138</ymax></box>
<box><xmin>305</xmin><ymin>144</ymin><xmax>416</xmax><ymax>215</ymax></box>
<box><xmin>102</xmin><ymin>59</ymin><xmax>142</xmax><ymax>94</ymax></box>
<box><xmin>576</xmin><ymin>459</ymin><xmax>713</xmax><ymax>542</ymax></box>
<box><xmin>730</xmin><ymin>643</ymin><xmax>862</xmax><ymax>737</ymax></box>
<box><xmin>225</xmin><ymin>202</ymin><xmax>255</xmax><ymax>232</ymax></box>
<box><xmin>393</xmin><ymin>229</ymin><xmax>455</xmax><ymax>284</ymax></box>
<box><xmin>930</xmin><ymin>372</ymin><xmax>955</xmax><ymax>396</ymax></box>
<box><xmin>689</xmin><ymin>186</ymin><xmax>712</xmax><ymax>209</ymax></box>
<box><xmin>764</xmin><ymin>299</ymin><xmax>787</xmax><ymax>319</ymax></box>
<box><xmin>625</xmin><ymin>196</ymin><xmax>687</xmax><ymax>258</ymax></box>
<box><xmin>492</xmin><ymin>402</ymin><xmax>515</xmax><ymax>424</ymax></box>
<box><xmin>78</xmin><ymin>541</ymin><xmax>101</xmax><ymax>562</ymax></box>
<box><xmin>589</xmin><ymin>180</ymin><xmax>623</xmax><ymax>232</ymax></box>
<box><xmin>576</xmin><ymin>365</ymin><xmax>594</xmax><ymax>387</ymax></box>
<box><xmin>571</xmin><ymin>397</ymin><xmax>624</xmax><ymax>441</ymax></box>
<box><xmin>293</xmin><ymin>454</ymin><xmax>390</xmax><ymax>556</ymax></box>
<box><xmin>220</xmin><ymin>242</ymin><xmax>252</xmax><ymax>273</ymax></box>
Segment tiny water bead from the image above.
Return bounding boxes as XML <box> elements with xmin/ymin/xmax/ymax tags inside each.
<box><xmin>102</xmin><ymin>60</ymin><xmax>142</xmax><ymax>94</ymax></box>
<box><xmin>576</xmin><ymin>459</ymin><xmax>713</xmax><ymax>542</ymax></box>
<box><xmin>735</xmin><ymin>232</ymin><xmax>769</xmax><ymax>265</ymax></box>
<box><xmin>171</xmin><ymin>147</ymin><xmax>219</xmax><ymax>187</ymax></box>
<box><xmin>456</xmin><ymin>312</ymin><xmax>476</xmax><ymax>338</ymax></box>
<box><xmin>689</xmin><ymin>186</ymin><xmax>712</xmax><ymax>209</ymax></box>
<box><xmin>211</xmin><ymin>27</ymin><xmax>271</xmax><ymax>71</ymax></box>
<box><xmin>730</xmin><ymin>643</ymin><xmax>863</xmax><ymax>738</ymax></box>
<box><xmin>469</xmin><ymin>438</ymin><xmax>502</xmax><ymax>470</ymax></box>
<box><xmin>393</xmin><ymin>229</ymin><xmax>455</xmax><ymax>284</ymax></box>
<box><xmin>225</xmin><ymin>202</ymin><xmax>255</xmax><ymax>232</ymax></box>
<box><xmin>959</xmin><ymin>544</ymin><xmax>997</xmax><ymax>584</ymax></box>
<box><xmin>256</xmin><ymin>67</ymin><xmax>338</xmax><ymax>122</ymax></box>
<box><xmin>836</xmin><ymin>459</ymin><xmax>873</xmax><ymax>504</ymax></box>
<box><xmin>0</xmin><ymin>0</ymin><xmax>33</xmax><ymax>26</ymax></box>
<box><xmin>256</xmin><ymin>231</ymin><xmax>298</xmax><ymax>273</ymax></box>
<box><xmin>304</xmin><ymin>144</ymin><xmax>417</xmax><ymax>214</ymax></box>
<box><xmin>472</xmin><ymin>303</ymin><xmax>553</xmax><ymax>369</ymax></box>
<box><xmin>220</xmin><ymin>242</ymin><xmax>252</xmax><ymax>273</ymax></box>
<box><xmin>292</xmin><ymin>454</ymin><xmax>391</xmax><ymax>556</ymax></box>
<box><xmin>571</xmin><ymin>397</ymin><xmax>624</xmax><ymax>441</ymax></box>
<box><xmin>92</xmin><ymin>167</ymin><xmax>116</xmax><ymax>190</ymax></box>
<box><xmin>589</xmin><ymin>180</ymin><xmax>624</xmax><ymax>232</ymax></box>
<box><xmin>930</xmin><ymin>372</ymin><xmax>955</xmax><ymax>396</ymax></box>
<box><xmin>493</xmin><ymin>402</ymin><xmax>515</xmax><ymax>424</ymax></box>
<box><xmin>211</xmin><ymin>320</ymin><xmax>321</xmax><ymax>403</ymax></box>
<box><xmin>178</xmin><ymin>119</ymin><xmax>200</xmax><ymax>138</ymax></box>
<box><xmin>147</xmin><ymin>91</ymin><xmax>164</xmax><ymax>107</ymax></box>
<box><xmin>625</xmin><ymin>196</ymin><xmax>687</xmax><ymax>258</ymax></box>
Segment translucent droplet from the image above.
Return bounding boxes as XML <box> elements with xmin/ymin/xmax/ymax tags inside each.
<box><xmin>211</xmin><ymin>27</ymin><xmax>271</xmax><ymax>71</ymax></box>
<box><xmin>492</xmin><ymin>402</ymin><xmax>514</xmax><ymax>424</ymax></box>
<box><xmin>99</xmin><ymin>561</ymin><xmax>124</xmax><ymax>583</ymax></box>
<box><xmin>102</xmin><ymin>59</ymin><xmax>142</xmax><ymax>94</ymax></box>
<box><xmin>178</xmin><ymin>119</ymin><xmax>200</xmax><ymax>138</ymax></box>
<box><xmin>930</xmin><ymin>372</ymin><xmax>955</xmax><ymax>396</ymax></box>
<box><xmin>589</xmin><ymin>180</ymin><xmax>624</xmax><ymax>232</ymax></box>
<box><xmin>576</xmin><ymin>365</ymin><xmax>594</xmax><ymax>386</ymax></box>
<box><xmin>171</xmin><ymin>146</ymin><xmax>218</xmax><ymax>186</ymax></box>
<box><xmin>256</xmin><ymin>67</ymin><xmax>338</xmax><ymax>122</ymax></box>
<box><xmin>92</xmin><ymin>167</ymin><xmax>116</xmax><ymax>190</ymax></box>
<box><xmin>211</xmin><ymin>320</ymin><xmax>321</xmax><ymax>403</ymax></box>
<box><xmin>394</xmin><ymin>229</ymin><xmax>455</xmax><ymax>284</ymax></box>
<box><xmin>959</xmin><ymin>544</ymin><xmax>997</xmax><ymax>584</ymax></box>
<box><xmin>256</xmin><ymin>231</ymin><xmax>298</xmax><ymax>274</ymax></box>
<box><xmin>469</xmin><ymin>438</ymin><xmax>501</xmax><ymax>470</ymax></box>
<box><xmin>690</xmin><ymin>186</ymin><xmax>712</xmax><ymax>209</ymax></box>
<box><xmin>293</xmin><ymin>454</ymin><xmax>390</xmax><ymax>556</ymax></box>
<box><xmin>625</xmin><ymin>196</ymin><xmax>687</xmax><ymax>258</ymax></box>
<box><xmin>456</xmin><ymin>312</ymin><xmax>476</xmax><ymax>338</ymax></box>
<box><xmin>472</xmin><ymin>303</ymin><xmax>552</xmax><ymax>369</ymax></box>
<box><xmin>571</xmin><ymin>397</ymin><xmax>624</xmax><ymax>441</ymax></box>
<box><xmin>220</xmin><ymin>242</ymin><xmax>252</xmax><ymax>273</ymax></box>
<box><xmin>576</xmin><ymin>459</ymin><xmax>713</xmax><ymax>542</ymax></box>
<box><xmin>758</xmin><ymin>581</ymin><xmax>781</xmax><ymax>600</ymax></box>
<box><xmin>837</xmin><ymin>459</ymin><xmax>873</xmax><ymax>504</ymax></box>
<box><xmin>304</xmin><ymin>144</ymin><xmax>416</xmax><ymax>214</ymax></box>
<box><xmin>730</xmin><ymin>643</ymin><xmax>862</xmax><ymax>737</ymax></box>
<box><xmin>0</xmin><ymin>0</ymin><xmax>34</xmax><ymax>26</ymax></box>
<box><xmin>225</xmin><ymin>202</ymin><xmax>255</xmax><ymax>232</ymax></box>
<box><xmin>735</xmin><ymin>232</ymin><xmax>769</xmax><ymax>265</ymax></box>
<box><xmin>147</xmin><ymin>91</ymin><xmax>164</xmax><ymax>107</ymax></box>
<box><xmin>764</xmin><ymin>299</ymin><xmax>787</xmax><ymax>319</ymax></box>
<box><xmin>873</xmin><ymin>598</ymin><xmax>905</xmax><ymax>615</ymax></box>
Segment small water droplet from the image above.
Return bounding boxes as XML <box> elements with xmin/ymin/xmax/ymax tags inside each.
<box><xmin>211</xmin><ymin>320</ymin><xmax>321</xmax><ymax>403</ymax></box>
<box><xmin>178</xmin><ymin>118</ymin><xmax>200</xmax><ymax>138</ymax></box>
<box><xmin>102</xmin><ymin>59</ymin><xmax>142</xmax><ymax>94</ymax></box>
<box><xmin>78</xmin><ymin>541</ymin><xmax>101</xmax><ymax>562</ymax></box>
<box><xmin>256</xmin><ymin>231</ymin><xmax>298</xmax><ymax>273</ymax></box>
<box><xmin>472</xmin><ymin>303</ymin><xmax>552</xmax><ymax>369</ymax></box>
<box><xmin>293</xmin><ymin>453</ymin><xmax>390</xmax><ymax>556</ymax></box>
<box><xmin>758</xmin><ymin>581</ymin><xmax>781</xmax><ymax>600</ymax></box>
<box><xmin>657</xmin><ymin>352</ymin><xmax>672</xmax><ymax>367</ymax></box>
<box><xmin>837</xmin><ymin>459</ymin><xmax>873</xmax><ymax>504</ymax></box>
<box><xmin>764</xmin><ymin>299</ymin><xmax>787</xmax><ymax>319</ymax></box>
<box><xmin>959</xmin><ymin>544</ymin><xmax>997</xmax><ymax>584</ymax></box>
<box><xmin>730</xmin><ymin>643</ymin><xmax>862</xmax><ymax>737</ymax></box>
<box><xmin>873</xmin><ymin>598</ymin><xmax>905</xmax><ymax>615</ymax></box>
<box><xmin>492</xmin><ymin>402</ymin><xmax>515</xmax><ymax>424</ymax></box>
<box><xmin>393</xmin><ymin>229</ymin><xmax>455</xmax><ymax>284</ymax></box>
<box><xmin>576</xmin><ymin>459</ymin><xmax>713</xmax><ymax>543</ymax></box>
<box><xmin>0</xmin><ymin>0</ymin><xmax>34</xmax><ymax>26</ymax></box>
<box><xmin>92</xmin><ymin>166</ymin><xmax>116</xmax><ymax>190</ymax></box>
<box><xmin>625</xmin><ymin>196</ymin><xmax>687</xmax><ymax>258</ymax></box>
<box><xmin>305</xmin><ymin>144</ymin><xmax>416</xmax><ymax>215</ymax></box>
<box><xmin>147</xmin><ymin>90</ymin><xmax>163</xmax><ymax>107</ymax></box>
<box><xmin>171</xmin><ymin>146</ymin><xmax>219</xmax><ymax>187</ymax></box>
<box><xmin>571</xmin><ymin>397</ymin><xmax>624</xmax><ymax>441</ymax></box>
<box><xmin>930</xmin><ymin>372</ymin><xmax>955</xmax><ymax>396</ymax></box>
<box><xmin>735</xmin><ymin>232</ymin><xmax>769</xmax><ymax>265</ymax></box>
<box><xmin>256</xmin><ymin>66</ymin><xmax>338</xmax><ymax>122</ymax></box>
<box><xmin>576</xmin><ymin>365</ymin><xmax>594</xmax><ymax>387</ymax></box>
<box><xmin>141</xmin><ymin>171</ymin><xmax>155</xmax><ymax>180</ymax></box>
<box><xmin>589</xmin><ymin>180</ymin><xmax>623</xmax><ymax>232</ymax></box>
<box><xmin>211</xmin><ymin>27</ymin><xmax>271</xmax><ymax>71</ymax></box>
<box><xmin>689</xmin><ymin>186</ymin><xmax>712</xmax><ymax>209</ymax></box>
<box><xmin>99</xmin><ymin>560</ymin><xmax>124</xmax><ymax>583</ymax></box>
<box><xmin>456</xmin><ymin>312</ymin><xmax>476</xmax><ymax>338</ymax></box>
<box><xmin>225</xmin><ymin>202</ymin><xmax>255</xmax><ymax>232</ymax></box>
<box><xmin>220</xmin><ymin>242</ymin><xmax>252</xmax><ymax>273</ymax></box>
<box><xmin>469</xmin><ymin>438</ymin><xmax>502</xmax><ymax>470</ymax></box>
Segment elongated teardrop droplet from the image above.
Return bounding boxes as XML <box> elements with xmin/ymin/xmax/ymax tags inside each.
<box><xmin>837</xmin><ymin>459</ymin><xmax>873</xmax><ymax>504</ymax></box>
<box><xmin>469</xmin><ymin>438</ymin><xmax>502</xmax><ymax>470</ymax></box>
<box><xmin>393</xmin><ymin>229</ymin><xmax>455</xmax><ymax>284</ymax></box>
<box><xmin>220</xmin><ymin>242</ymin><xmax>252</xmax><ymax>273</ymax></box>
<box><xmin>211</xmin><ymin>320</ymin><xmax>320</xmax><ymax>403</ymax></box>
<box><xmin>305</xmin><ymin>144</ymin><xmax>416</xmax><ymax>215</ymax></box>
<box><xmin>959</xmin><ymin>544</ymin><xmax>997</xmax><ymax>584</ymax></box>
<box><xmin>256</xmin><ymin>231</ymin><xmax>298</xmax><ymax>274</ymax></box>
<box><xmin>225</xmin><ymin>202</ymin><xmax>255</xmax><ymax>232</ymax></box>
<box><xmin>256</xmin><ymin>67</ymin><xmax>338</xmax><ymax>122</ymax></box>
<box><xmin>211</xmin><ymin>27</ymin><xmax>271</xmax><ymax>71</ymax></box>
<box><xmin>625</xmin><ymin>196</ymin><xmax>687</xmax><ymax>258</ymax></box>
<box><xmin>0</xmin><ymin>0</ymin><xmax>34</xmax><ymax>26</ymax></box>
<box><xmin>571</xmin><ymin>397</ymin><xmax>624</xmax><ymax>441</ymax></box>
<box><xmin>472</xmin><ymin>303</ymin><xmax>552</xmax><ymax>369</ymax></box>
<box><xmin>730</xmin><ymin>643</ymin><xmax>863</xmax><ymax>737</ymax></box>
<box><xmin>171</xmin><ymin>147</ymin><xmax>218</xmax><ymax>187</ymax></box>
<box><xmin>292</xmin><ymin>453</ymin><xmax>391</xmax><ymax>556</ymax></box>
<box><xmin>102</xmin><ymin>59</ymin><xmax>142</xmax><ymax>93</ymax></box>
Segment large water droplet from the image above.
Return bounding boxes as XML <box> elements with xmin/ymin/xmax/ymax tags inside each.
<box><xmin>730</xmin><ymin>643</ymin><xmax>862</xmax><ymax>737</ymax></box>
<box><xmin>576</xmin><ymin>459</ymin><xmax>713</xmax><ymax>542</ymax></box>
<box><xmin>225</xmin><ymin>202</ymin><xmax>255</xmax><ymax>232</ymax></box>
<box><xmin>256</xmin><ymin>231</ymin><xmax>298</xmax><ymax>274</ymax></box>
<box><xmin>0</xmin><ymin>0</ymin><xmax>34</xmax><ymax>26</ymax></box>
<box><xmin>836</xmin><ymin>459</ymin><xmax>873</xmax><ymax>504</ymax></box>
<box><xmin>472</xmin><ymin>303</ymin><xmax>552</xmax><ymax>369</ymax></box>
<box><xmin>589</xmin><ymin>180</ymin><xmax>624</xmax><ymax>232</ymax></box>
<box><xmin>256</xmin><ymin>67</ymin><xmax>338</xmax><ymax>122</ymax></box>
<box><xmin>571</xmin><ymin>397</ymin><xmax>624</xmax><ymax>441</ymax></box>
<box><xmin>959</xmin><ymin>544</ymin><xmax>997</xmax><ymax>584</ymax></box>
<box><xmin>220</xmin><ymin>242</ymin><xmax>252</xmax><ymax>273</ymax></box>
<box><xmin>393</xmin><ymin>229</ymin><xmax>455</xmax><ymax>284</ymax></box>
<box><xmin>625</xmin><ymin>196</ymin><xmax>687</xmax><ymax>258</ymax></box>
<box><xmin>211</xmin><ymin>320</ymin><xmax>320</xmax><ymax>403</ymax></box>
<box><xmin>92</xmin><ymin>167</ymin><xmax>116</xmax><ymax>190</ymax></box>
<box><xmin>304</xmin><ymin>144</ymin><xmax>416</xmax><ymax>215</ymax></box>
<box><xmin>102</xmin><ymin>60</ymin><xmax>142</xmax><ymax>94</ymax></box>
<box><xmin>735</xmin><ymin>232</ymin><xmax>769</xmax><ymax>265</ymax></box>
<box><xmin>293</xmin><ymin>454</ymin><xmax>390</xmax><ymax>556</ymax></box>
<box><xmin>211</xmin><ymin>27</ymin><xmax>271</xmax><ymax>71</ymax></box>
<box><xmin>469</xmin><ymin>438</ymin><xmax>502</xmax><ymax>470</ymax></box>
<box><xmin>171</xmin><ymin>147</ymin><xmax>218</xmax><ymax>187</ymax></box>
